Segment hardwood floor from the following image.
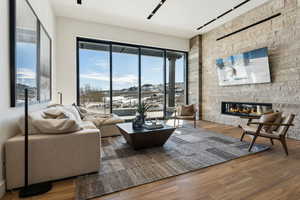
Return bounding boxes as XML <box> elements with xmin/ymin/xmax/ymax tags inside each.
<box><xmin>3</xmin><ymin>120</ymin><xmax>300</xmax><ymax>200</ymax></box>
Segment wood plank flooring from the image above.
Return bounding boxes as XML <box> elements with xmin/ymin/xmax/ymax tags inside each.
<box><xmin>3</xmin><ymin>120</ymin><xmax>300</xmax><ymax>200</ymax></box>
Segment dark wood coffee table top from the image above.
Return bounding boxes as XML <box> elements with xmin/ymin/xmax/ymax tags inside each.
<box><xmin>116</xmin><ymin>122</ymin><xmax>175</xmax><ymax>134</ymax></box>
<box><xmin>116</xmin><ymin>123</ymin><xmax>176</xmax><ymax>150</ymax></box>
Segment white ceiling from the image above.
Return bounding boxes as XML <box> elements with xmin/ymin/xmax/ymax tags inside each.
<box><xmin>50</xmin><ymin>0</ymin><xmax>271</xmax><ymax>39</ymax></box>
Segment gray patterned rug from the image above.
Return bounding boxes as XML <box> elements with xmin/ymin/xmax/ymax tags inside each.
<box><xmin>75</xmin><ymin>126</ymin><xmax>269</xmax><ymax>200</ymax></box>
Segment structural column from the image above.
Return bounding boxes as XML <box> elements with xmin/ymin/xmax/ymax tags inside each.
<box><xmin>188</xmin><ymin>35</ymin><xmax>202</xmax><ymax>119</ymax></box>
<box><xmin>168</xmin><ymin>56</ymin><xmax>176</xmax><ymax>107</ymax></box>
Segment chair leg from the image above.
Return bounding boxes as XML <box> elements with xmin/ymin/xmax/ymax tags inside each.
<box><xmin>270</xmin><ymin>138</ymin><xmax>274</xmax><ymax>145</ymax></box>
<box><xmin>280</xmin><ymin>137</ymin><xmax>289</xmax><ymax>156</ymax></box>
<box><xmin>174</xmin><ymin>118</ymin><xmax>176</xmax><ymax>128</ymax></box>
<box><xmin>240</xmin><ymin>131</ymin><xmax>246</xmax><ymax>141</ymax></box>
<box><xmin>194</xmin><ymin>119</ymin><xmax>196</xmax><ymax>128</ymax></box>
<box><xmin>248</xmin><ymin>135</ymin><xmax>258</xmax><ymax>152</ymax></box>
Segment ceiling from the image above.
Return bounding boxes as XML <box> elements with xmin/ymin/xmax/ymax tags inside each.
<box><xmin>50</xmin><ymin>0</ymin><xmax>271</xmax><ymax>39</ymax></box>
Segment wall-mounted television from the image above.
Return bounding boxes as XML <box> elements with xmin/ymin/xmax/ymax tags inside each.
<box><xmin>216</xmin><ymin>47</ymin><xmax>271</xmax><ymax>86</ymax></box>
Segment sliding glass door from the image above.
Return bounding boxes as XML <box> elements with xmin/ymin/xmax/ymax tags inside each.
<box><xmin>141</xmin><ymin>48</ymin><xmax>164</xmax><ymax>118</ymax></box>
<box><xmin>78</xmin><ymin>41</ymin><xmax>110</xmax><ymax>114</ymax></box>
<box><xmin>112</xmin><ymin>45</ymin><xmax>139</xmax><ymax>120</ymax></box>
<box><xmin>77</xmin><ymin>38</ymin><xmax>188</xmax><ymax>120</ymax></box>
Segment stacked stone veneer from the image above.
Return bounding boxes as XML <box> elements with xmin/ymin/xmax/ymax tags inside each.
<box><xmin>188</xmin><ymin>35</ymin><xmax>202</xmax><ymax>119</ymax></box>
<box><xmin>191</xmin><ymin>0</ymin><xmax>300</xmax><ymax>139</ymax></box>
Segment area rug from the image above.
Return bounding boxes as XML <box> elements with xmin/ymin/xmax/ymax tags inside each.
<box><xmin>75</xmin><ymin>126</ymin><xmax>269</xmax><ymax>200</ymax></box>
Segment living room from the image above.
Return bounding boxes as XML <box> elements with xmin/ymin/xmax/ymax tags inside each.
<box><xmin>1</xmin><ymin>0</ymin><xmax>300</xmax><ymax>199</ymax></box>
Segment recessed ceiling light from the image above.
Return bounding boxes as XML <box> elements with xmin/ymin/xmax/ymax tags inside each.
<box><xmin>147</xmin><ymin>0</ymin><xmax>167</xmax><ymax>20</ymax></box>
<box><xmin>196</xmin><ymin>0</ymin><xmax>251</xmax><ymax>30</ymax></box>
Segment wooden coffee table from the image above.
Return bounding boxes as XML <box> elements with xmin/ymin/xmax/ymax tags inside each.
<box><xmin>116</xmin><ymin>123</ymin><xmax>176</xmax><ymax>150</ymax></box>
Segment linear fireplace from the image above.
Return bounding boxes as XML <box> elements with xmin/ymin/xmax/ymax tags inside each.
<box><xmin>221</xmin><ymin>102</ymin><xmax>272</xmax><ymax>117</ymax></box>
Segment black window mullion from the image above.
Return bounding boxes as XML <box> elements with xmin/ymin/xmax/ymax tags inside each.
<box><xmin>163</xmin><ymin>50</ymin><xmax>167</xmax><ymax>118</ymax></box>
<box><xmin>9</xmin><ymin>0</ymin><xmax>16</xmax><ymax>107</ymax></box>
<box><xmin>76</xmin><ymin>40</ymin><xmax>80</xmax><ymax>105</ymax></box>
<box><xmin>36</xmin><ymin>21</ymin><xmax>41</xmax><ymax>102</ymax></box>
<box><xmin>109</xmin><ymin>43</ymin><xmax>113</xmax><ymax>114</ymax></box>
<box><xmin>185</xmin><ymin>52</ymin><xmax>189</xmax><ymax>105</ymax></box>
<box><xmin>138</xmin><ymin>48</ymin><xmax>142</xmax><ymax>106</ymax></box>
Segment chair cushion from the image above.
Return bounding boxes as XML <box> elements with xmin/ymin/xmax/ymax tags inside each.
<box><xmin>176</xmin><ymin>115</ymin><xmax>195</xmax><ymax>120</ymax></box>
<box><xmin>241</xmin><ymin>125</ymin><xmax>271</xmax><ymax>135</ymax></box>
<box><xmin>259</xmin><ymin>112</ymin><xmax>281</xmax><ymax>132</ymax></box>
<box><xmin>180</xmin><ymin>105</ymin><xmax>195</xmax><ymax>116</ymax></box>
<box><xmin>241</xmin><ymin>125</ymin><xmax>258</xmax><ymax>133</ymax></box>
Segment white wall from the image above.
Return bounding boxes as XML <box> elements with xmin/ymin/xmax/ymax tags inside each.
<box><xmin>56</xmin><ymin>17</ymin><xmax>189</xmax><ymax>104</ymax></box>
<box><xmin>0</xmin><ymin>0</ymin><xmax>55</xmax><ymax>196</ymax></box>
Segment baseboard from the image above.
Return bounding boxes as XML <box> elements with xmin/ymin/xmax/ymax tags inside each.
<box><xmin>0</xmin><ymin>180</ymin><xmax>6</xmax><ymax>198</ymax></box>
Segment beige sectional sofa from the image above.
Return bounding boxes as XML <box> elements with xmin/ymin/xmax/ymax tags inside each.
<box><xmin>4</xmin><ymin>104</ymin><xmax>126</xmax><ymax>190</ymax></box>
<box><xmin>5</xmin><ymin>127</ymin><xmax>100</xmax><ymax>190</ymax></box>
<box><xmin>5</xmin><ymin>106</ymin><xmax>101</xmax><ymax>190</ymax></box>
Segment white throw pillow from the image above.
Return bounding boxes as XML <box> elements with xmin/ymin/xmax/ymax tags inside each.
<box><xmin>32</xmin><ymin>118</ymin><xmax>81</xmax><ymax>134</ymax></box>
<box><xmin>62</xmin><ymin>105</ymin><xmax>82</xmax><ymax>122</ymax></box>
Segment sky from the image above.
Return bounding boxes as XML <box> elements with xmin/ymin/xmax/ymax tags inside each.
<box><xmin>16</xmin><ymin>44</ymin><xmax>185</xmax><ymax>91</ymax></box>
<box><xmin>79</xmin><ymin>48</ymin><xmax>185</xmax><ymax>91</ymax></box>
<box><xmin>16</xmin><ymin>42</ymin><xmax>37</xmax><ymax>88</ymax></box>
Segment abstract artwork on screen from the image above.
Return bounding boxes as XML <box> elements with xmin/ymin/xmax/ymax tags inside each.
<box><xmin>11</xmin><ymin>0</ymin><xmax>52</xmax><ymax>106</ymax></box>
<box><xmin>39</xmin><ymin>26</ymin><xmax>52</xmax><ymax>102</ymax></box>
<box><xmin>216</xmin><ymin>47</ymin><xmax>271</xmax><ymax>86</ymax></box>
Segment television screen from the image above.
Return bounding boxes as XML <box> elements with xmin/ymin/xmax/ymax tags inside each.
<box><xmin>216</xmin><ymin>47</ymin><xmax>271</xmax><ymax>86</ymax></box>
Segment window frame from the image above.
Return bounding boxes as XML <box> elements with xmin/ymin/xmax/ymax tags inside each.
<box><xmin>76</xmin><ymin>37</ymin><xmax>188</xmax><ymax>118</ymax></box>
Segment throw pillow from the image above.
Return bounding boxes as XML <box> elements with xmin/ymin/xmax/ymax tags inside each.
<box><xmin>270</xmin><ymin>112</ymin><xmax>282</xmax><ymax>131</ymax></box>
<box><xmin>63</xmin><ymin>105</ymin><xmax>82</xmax><ymax>122</ymax></box>
<box><xmin>72</xmin><ymin>103</ymin><xmax>88</xmax><ymax>119</ymax></box>
<box><xmin>43</xmin><ymin>108</ymin><xmax>68</xmax><ymax>119</ymax></box>
<box><xmin>259</xmin><ymin>112</ymin><xmax>281</xmax><ymax>132</ymax></box>
<box><xmin>180</xmin><ymin>105</ymin><xmax>195</xmax><ymax>116</ymax></box>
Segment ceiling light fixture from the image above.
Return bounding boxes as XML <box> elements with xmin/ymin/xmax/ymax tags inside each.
<box><xmin>196</xmin><ymin>0</ymin><xmax>250</xmax><ymax>30</ymax></box>
<box><xmin>147</xmin><ymin>0</ymin><xmax>167</xmax><ymax>20</ymax></box>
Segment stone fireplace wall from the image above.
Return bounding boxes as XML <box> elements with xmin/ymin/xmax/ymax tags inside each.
<box><xmin>191</xmin><ymin>0</ymin><xmax>300</xmax><ymax>139</ymax></box>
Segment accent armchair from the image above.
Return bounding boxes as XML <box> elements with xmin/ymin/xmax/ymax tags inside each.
<box><xmin>174</xmin><ymin>104</ymin><xmax>197</xmax><ymax>128</ymax></box>
<box><xmin>240</xmin><ymin>113</ymin><xmax>295</xmax><ymax>155</ymax></box>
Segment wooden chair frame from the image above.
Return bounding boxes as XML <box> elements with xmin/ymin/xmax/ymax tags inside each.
<box><xmin>240</xmin><ymin>115</ymin><xmax>295</xmax><ymax>156</ymax></box>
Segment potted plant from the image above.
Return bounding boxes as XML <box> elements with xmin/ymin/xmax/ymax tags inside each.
<box><xmin>136</xmin><ymin>102</ymin><xmax>152</xmax><ymax>124</ymax></box>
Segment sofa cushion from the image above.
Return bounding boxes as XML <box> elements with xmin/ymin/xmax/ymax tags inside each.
<box><xmin>83</xmin><ymin>114</ymin><xmax>124</xmax><ymax>128</ymax></box>
<box><xmin>79</xmin><ymin>121</ymin><xmax>97</xmax><ymax>130</ymax></box>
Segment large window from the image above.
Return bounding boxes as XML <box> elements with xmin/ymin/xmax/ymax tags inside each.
<box><xmin>112</xmin><ymin>45</ymin><xmax>139</xmax><ymax>119</ymax></box>
<box><xmin>141</xmin><ymin>48</ymin><xmax>164</xmax><ymax>118</ymax></box>
<box><xmin>78</xmin><ymin>41</ymin><xmax>110</xmax><ymax>114</ymax></box>
<box><xmin>77</xmin><ymin>38</ymin><xmax>188</xmax><ymax>120</ymax></box>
